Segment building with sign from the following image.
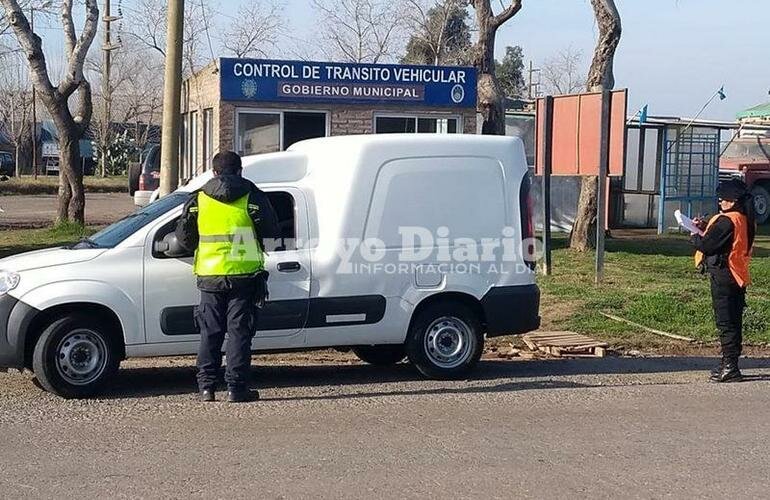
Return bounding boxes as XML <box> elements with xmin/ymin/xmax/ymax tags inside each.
<box><xmin>180</xmin><ymin>58</ymin><xmax>478</xmax><ymax>180</ymax></box>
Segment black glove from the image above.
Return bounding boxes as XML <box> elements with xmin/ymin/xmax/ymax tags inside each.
<box><xmin>254</xmin><ymin>270</ymin><xmax>269</xmax><ymax>308</ymax></box>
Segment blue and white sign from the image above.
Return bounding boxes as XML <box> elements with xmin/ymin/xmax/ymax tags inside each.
<box><xmin>220</xmin><ymin>58</ymin><xmax>477</xmax><ymax>108</ymax></box>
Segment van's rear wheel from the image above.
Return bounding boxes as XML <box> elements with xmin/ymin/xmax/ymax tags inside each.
<box><xmin>352</xmin><ymin>345</ymin><xmax>406</xmax><ymax>365</ymax></box>
<box><xmin>32</xmin><ymin>314</ymin><xmax>120</xmax><ymax>399</ymax></box>
<box><xmin>406</xmin><ymin>302</ymin><xmax>483</xmax><ymax>379</ymax></box>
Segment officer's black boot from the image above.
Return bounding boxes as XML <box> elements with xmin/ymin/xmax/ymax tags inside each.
<box><xmin>710</xmin><ymin>359</ymin><xmax>742</xmax><ymax>383</ymax></box>
<box><xmin>710</xmin><ymin>358</ymin><xmax>725</xmax><ymax>378</ymax></box>
<box><xmin>199</xmin><ymin>389</ymin><xmax>215</xmax><ymax>402</ymax></box>
<box><xmin>228</xmin><ymin>388</ymin><xmax>259</xmax><ymax>403</ymax></box>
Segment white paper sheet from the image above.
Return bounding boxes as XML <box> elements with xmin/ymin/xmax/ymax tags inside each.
<box><xmin>674</xmin><ymin>209</ymin><xmax>704</xmax><ymax>236</ymax></box>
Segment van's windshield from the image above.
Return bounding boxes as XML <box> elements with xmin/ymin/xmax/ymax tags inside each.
<box><xmin>75</xmin><ymin>192</ymin><xmax>191</xmax><ymax>249</ymax></box>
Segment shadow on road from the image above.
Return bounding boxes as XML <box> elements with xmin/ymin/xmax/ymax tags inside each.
<box><xmin>100</xmin><ymin>356</ymin><xmax>770</xmax><ymax>401</ymax></box>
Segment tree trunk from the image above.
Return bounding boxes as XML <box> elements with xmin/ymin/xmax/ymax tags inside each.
<box><xmin>473</xmin><ymin>3</ymin><xmax>505</xmax><ymax>135</ymax></box>
<box><xmin>59</xmin><ymin>134</ymin><xmax>85</xmax><ymax>224</ymax></box>
<box><xmin>57</xmin><ymin>169</ymin><xmax>72</xmax><ymax>224</ymax></box>
<box><xmin>569</xmin><ymin>0</ymin><xmax>621</xmax><ymax>251</ymax></box>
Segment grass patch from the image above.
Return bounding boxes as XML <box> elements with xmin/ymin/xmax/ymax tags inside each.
<box><xmin>0</xmin><ymin>224</ymin><xmax>97</xmax><ymax>259</ymax></box>
<box><xmin>0</xmin><ymin>175</ymin><xmax>128</xmax><ymax>196</ymax></box>
<box><xmin>540</xmin><ymin>232</ymin><xmax>770</xmax><ymax>347</ymax></box>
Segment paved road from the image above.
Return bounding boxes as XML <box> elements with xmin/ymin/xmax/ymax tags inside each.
<box><xmin>0</xmin><ymin>193</ymin><xmax>136</xmax><ymax>227</ymax></box>
<box><xmin>1</xmin><ymin>354</ymin><xmax>769</xmax><ymax>499</ymax></box>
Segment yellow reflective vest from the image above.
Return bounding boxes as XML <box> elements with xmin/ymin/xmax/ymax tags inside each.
<box><xmin>193</xmin><ymin>192</ymin><xmax>263</xmax><ymax>276</ymax></box>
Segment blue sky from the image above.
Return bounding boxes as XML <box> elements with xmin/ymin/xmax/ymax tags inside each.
<box><xmin>29</xmin><ymin>0</ymin><xmax>770</xmax><ymax>121</ymax></box>
<box><xmin>270</xmin><ymin>0</ymin><xmax>768</xmax><ymax>121</ymax></box>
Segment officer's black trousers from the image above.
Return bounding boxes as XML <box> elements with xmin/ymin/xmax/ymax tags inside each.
<box><xmin>709</xmin><ymin>271</ymin><xmax>746</xmax><ymax>362</ymax></box>
<box><xmin>195</xmin><ymin>287</ymin><xmax>257</xmax><ymax>391</ymax></box>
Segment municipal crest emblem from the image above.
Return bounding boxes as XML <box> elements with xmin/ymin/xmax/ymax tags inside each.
<box><xmin>241</xmin><ymin>80</ymin><xmax>258</xmax><ymax>99</ymax></box>
<box><xmin>451</xmin><ymin>84</ymin><xmax>464</xmax><ymax>104</ymax></box>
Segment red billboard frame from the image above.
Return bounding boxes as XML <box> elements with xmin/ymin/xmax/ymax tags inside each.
<box><xmin>535</xmin><ymin>89</ymin><xmax>627</xmax><ymax>176</ymax></box>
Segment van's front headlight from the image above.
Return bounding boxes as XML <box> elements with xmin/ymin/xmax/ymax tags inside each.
<box><xmin>0</xmin><ymin>270</ymin><xmax>20</xmax><ymax>295</ymax></box>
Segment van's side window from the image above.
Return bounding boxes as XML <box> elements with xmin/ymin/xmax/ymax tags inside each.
<box><xmin>265</xmin><ymin>191</ymin><xmax>296</xmax><ymax>252</ymax></box>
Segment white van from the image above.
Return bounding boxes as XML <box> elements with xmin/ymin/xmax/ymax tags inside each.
<box><xmin>0</xmin><ymin>134</ymin><xmax>540</xmax><ymax>398</ymax></box>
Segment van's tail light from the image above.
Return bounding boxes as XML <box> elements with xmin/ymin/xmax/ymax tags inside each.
<box><xmin>138</xmin><ymin>174</ymin><xmax>147</xmax><ymax>191</ymax></box>
<box><xmin>519</xmin><ymin>174</ymin><xmax>536</xmax><ymax>271</ymax></box>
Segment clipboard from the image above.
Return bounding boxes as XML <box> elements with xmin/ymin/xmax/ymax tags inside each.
<box><xmin>674</xmin><ymin>209</ymin><xmax>704</xmax><ymax>236</ymax></box>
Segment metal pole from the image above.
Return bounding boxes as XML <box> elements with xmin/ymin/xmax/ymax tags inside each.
<box><xmin>159</xmin><ymin>0</ymin><xmax>184</xmax><ymax>196</ymax></box>
<box><xmin>101</xmin><ymin>0</ymin><xmax>112</xmax><ymax>177</ymax></box>
<box><xmin>657</xmin><ymin>127</ymin><xmax>668</xmax><ymax>234</ymax></box>
<box><xmin>30</xmin><ymin>6</ymin><xmax>38</xmax><ymax>180</ymax></box>
<box><xmin>595</xmin><ymin>90</ymin><xmax>612</xmax><ymax>284</ymax></box>
<box><xmin>541</xmin><ymin>96</ymin><xmax>554</xmax><ymax>275</ymax></box>
<box><xmin>528</xmin><ymin>61</ymin><xmax>533</xmax><ymax>99</ymax></box>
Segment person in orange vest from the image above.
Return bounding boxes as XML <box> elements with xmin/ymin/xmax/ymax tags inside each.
<box><xmin>692</xmin><ymin>179</ymin><xmax>756</xmax><ymax>382</ymax></box>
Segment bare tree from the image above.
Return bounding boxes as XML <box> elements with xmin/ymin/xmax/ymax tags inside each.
<box><xmin>310</xmin><ymin>0</ymin><xmax>405</xmax><ymax>63</ymax></box>
<box><xmin>469</xmin><ymin>0</ymin><xmax>522</xmax><ymax>135</ymax></box>
<box><xmin>569</xmin><ymin>0</ymin><xmax>622</xmax><ymax>251</ymax></box>
<box><xmin>541</xmin><ymin>47</ymin><xmax>585</xmax><ymax>95</ymax></box>
<box><xmin>1</xmin><ymin>0</ymin><xmax>100</xmax><ymax>224</ymax></box>
<box><xmin>220</xmin><ymin>0</ymin><xmax>283</xmax><ymax>59</ymax></box>
<box><xmin>88</xmin><ymin>36</ymin><xmax>164</xmax><ymax>172</ymax></box>
<box><xmin>0</xmin><ymin>51</ymin><xmax>33</xmax><ymax>176</ymax></box>
<box><xmin>402</xmin><ymin>0</ymin><xmax>472</xmax><ymax>66</ymax></box>
<box><xmin>125</xmin><ymin>0</ymin><xmax>210</xmax><ymax>76</ymax></box>
<box><xmin>125</xmin><ymin>0</ymin><xmax>167</xmax><ymax>56</ymax></box>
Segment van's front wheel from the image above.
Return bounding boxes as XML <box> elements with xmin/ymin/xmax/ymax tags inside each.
<box><xmin>32</xmin><ymin>315</ymin><xmax>120</xmax><ymax>399</ymax></box>
<box><xmin>406</xmin><ymin>302</ymin><xmax>483</xmax><ymax>379</ymax></box>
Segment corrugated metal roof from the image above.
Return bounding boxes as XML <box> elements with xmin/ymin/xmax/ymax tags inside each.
<box><xmin>737</xmin><ymin>102</ymin><xmax>770</xmax><ymax>119</ymax></box>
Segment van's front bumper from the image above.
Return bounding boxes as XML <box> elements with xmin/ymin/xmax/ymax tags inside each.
<box><xmin>481</xmin><ymin>284</ymin><xmax>540</xmax><ymax>337</ymax></box>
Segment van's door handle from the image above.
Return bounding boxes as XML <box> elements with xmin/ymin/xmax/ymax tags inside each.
<box><xmin>277</xmin><ymin>261</ymin><xmax>301</xmax><ymax>272</ymax></box>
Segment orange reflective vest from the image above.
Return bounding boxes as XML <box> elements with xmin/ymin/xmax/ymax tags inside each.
<box><xmin>694</xmin><ymin>211</ymin><xmax>751</xmax><ymax>287</ymax></box>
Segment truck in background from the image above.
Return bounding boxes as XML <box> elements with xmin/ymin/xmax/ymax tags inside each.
<box><xmin>719</xmin><ymin>133</ymin><xmax>770</xmax><ymax>224</ymax></box>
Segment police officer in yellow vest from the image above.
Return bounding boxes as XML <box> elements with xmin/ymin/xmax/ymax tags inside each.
<box><xmin>176</xmin><ymin>151</ymin><xmax>279</xmax><ymax>402</ymax></box>
<box><xmin>691</xmin><ymin>179</ymin><xmax>756</xmax><ymax>383</ymax></box>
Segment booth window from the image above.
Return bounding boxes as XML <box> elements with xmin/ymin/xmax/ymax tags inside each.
<box><xmin>179</xmin><ymin>113</ymin><xmax>188</xmax><ymax>177</ymax></box>
<box><xmin>188</xmin><ymin>110</ymin><xmax>198</xmax><ymax>178</ymax></box>
<box><xmin>375</xmin><ymin>115</ymin><xmax>459</xmax><ymax>134</ymax></box>
<box><xmin>202</xmin><ymin>108</ymin><xmax>213</xmax><ymax>171</ymax></box>
<box><xmin>237</xmin><ymin>110</ymin><xmax>327</xmax><ymax>156</ymax></box>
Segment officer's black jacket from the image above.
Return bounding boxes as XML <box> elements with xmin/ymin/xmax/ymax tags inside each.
<box><xmin>691</xmin><ymin>213</ymin><xmax>735</xmax><ymax>283</ymax></box>
<box><xmin>175</xmin><ymin>174</ymin><xmax>280</xmax><ymax>291</ymax></box>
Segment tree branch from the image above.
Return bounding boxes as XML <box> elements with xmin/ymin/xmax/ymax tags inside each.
<box><xmin>491</xmin><ymin>0</ymin><xmax>521</xmax><ymax>29</ymax></box>
<box><xmin>58</xmin><ymin>0</ymin><xmax>99</xmax><ymax>98</ymax></box>
<box><xmin>1</xmin><ymin>0</ymin><xmax>56</xmax><ymax>98</ymax></box>
<box><xmin>61</xmin><ymin>0</ymin><xmax>77</xmax><ymax>56</ymax></box>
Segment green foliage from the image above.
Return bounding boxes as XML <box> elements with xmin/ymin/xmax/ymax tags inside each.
<box><xmin>94</xmin><ymin>130</ymin><xmax>138</xmax><ymax>176</ymax></box>
<box><xmin>402</xmin><ymin>3</ymin><xmax>472</xmax><ymax>66</ymax></box>
<box><xmin>540</xmin><ymin>233</ymin><xmax>770</xmax><ymax>346</ymax></box>
<box><xmin>495</xmin><ymin>45</ymin><xmax>526</xmax><ymax>98</ymax></box>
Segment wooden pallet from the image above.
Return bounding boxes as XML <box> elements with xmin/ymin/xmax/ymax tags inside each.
<box><xmin>522</xmin><ymin>331</ymin><xmax>608</xmax><ymax>358</ymax></box>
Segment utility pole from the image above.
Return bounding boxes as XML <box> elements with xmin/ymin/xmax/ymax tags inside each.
<box><xmin>101</xmin><ymin>0</ymin><xmax>120</xmax><ymax>177</ymax></box>
<box><xmin>528</xmin><ymin>60</ymin><xmax>541</xmax><ymax>100</ymax></box>
<box><xmin>30</xmin><ymin>6</ymin><xmax>37</xmax><ymax>179</ymax></box>
<box><xmin>159</xmin><ymin>0</ymin><xmax>184</xmax><ymax>196</ymax></box>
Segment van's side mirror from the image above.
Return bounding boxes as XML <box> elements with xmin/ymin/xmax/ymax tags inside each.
<box><xmin>153</xmin><ymin>232</ymin><xmax>190</xmax><ymax>258</ymax></box>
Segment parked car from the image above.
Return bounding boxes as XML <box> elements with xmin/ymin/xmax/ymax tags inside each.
<box><xmin>0</xmin><ymin>134</ymin><xmax>540</xmax><ymax>398</ymax></box>
<box><xmin>0</xmin><ymin>151</ymin><xmax>14</xmax><ymax>176</ymax></box>
<box><xmin>129</xmin><ymin>144</ymin><xmax>160</xmax><ymax>206</ymax></box>
<box><xmin>720</xmin><ymin>136</ymin><xmax>770</xmax><ymax>224</ymax></box>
